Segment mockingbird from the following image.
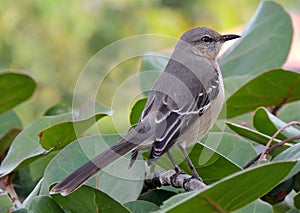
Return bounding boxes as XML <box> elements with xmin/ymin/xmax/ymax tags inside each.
<box><xmin>51</xmin><ymin>27</ymin><xmax>240</xmax><ymax>195</ymax></box>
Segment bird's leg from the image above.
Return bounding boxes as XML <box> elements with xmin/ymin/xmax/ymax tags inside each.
<box><xmin>167</xmin><ymin>152</ymin><xmax>181</xmax><ymax>174</ymax></box>
<box><xmin>178</xmin><ymin>144</ymin><xmax>203</xmax><ymax>182</ymax></box>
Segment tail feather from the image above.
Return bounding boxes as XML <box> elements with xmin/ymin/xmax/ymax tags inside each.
<box><xmin>50</xmin><ymin>139</ymin><xmax>137</xmax><ymax>195</ymax></box>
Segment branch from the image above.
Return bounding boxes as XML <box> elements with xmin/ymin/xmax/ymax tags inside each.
<box><xmin>244</xmin><ymin>135</ymin><xmax>300</xmax><ymax>169</ymax></box>
<box><xmin>143</xmin><ymin>170</ymin><xmax>207</xmax><ymax>192</ymax></box>
<box><xmin>1</xmin><ymin>174</ymin><xmax>22</xmax><ymax>210</ymax></box>
<box><xmin>258</xmin><ymin>121</ymin><xmax>300</xmax><ymax>165</ymax></box>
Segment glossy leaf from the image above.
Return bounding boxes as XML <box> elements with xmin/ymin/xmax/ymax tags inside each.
<box><xmin>181</xmin><ymin>143</ymin><xmax>242</xmax><ymax>184</ymax></box>
<box><xmin>0</xmin><ymin>193</ymin><xmax>13</xmax><ymax>213</ymax></box>
<box><xmin>0</xmin><ymin>110</ymin><xmax>22</xmax><ymax>136</ymax></box>
<box><xmin>295</xmin><ymin>172</ymin><xmax>300</xmax><ymax>192</ymax></box>
<box><xmin>22</xmin><ymin>178</ymin><xmax>43</xmax><ymax>208</ymax></box>
<box><xmin>159</xmin><ymin>162</ymin><xmax>295</xmax><ymax>212</ymax></box>
<box><xmin>12</xmin><ymin>208</ymin><xmax>28</xmax><ymax>213</ymax></box>
<box><xmin>226</xmin><ymin>121</ymin><xmax>289</xmax><ymax>158</ymax></box>
<box><xmin>44</xmin><ymin>104</ymin><xmax>70</xmax><ymax>116</ymax></box>
<box><xmin>278</xmin><ymin>101</ymin><xmax>300</xmax><ymax>122</ymax></box>
<box><xmin>0</xmin><ymin>128</ymin><xmax>21</xmax><ymax>157</ymax></box>
<box><xmin>0</xmin><ymin>113</ymin><xmax>73</xmax><ymax>176</ymax></box>
<box><xmin>42</xmin><ymin>135</ymin><xmax>145</xmax><ymax>203</ymax></box>
<box><xmin>233</xmin><ymin>200</ymin><xmax>272</xmax><ymax>213</ymax></box>
<box><xmin>0</xmin><ymin>110</ymin><xmax>22</xmax><ymax>161</ymax></box>
<box><xmin>124</xmin><ymin>200</ymin><xmax>159</xmax><ymax>213</ymax></box>
<box><xmin>139</xmin><ymin>52</ymin><xmax>169</xmax><ymax>95</ymax></box>
<box><xmin>220</xmin><ymin>1</ymin><xmax>292</xmax><ymax>79</ymax></box>
<box><xmin>154</xmin><ymin>132</ymin><xmax>255</xmax><ymax>184</ymax></box>
<box><xmin>28</xmin><ymin>196</ymin><xmax>64</xmax><ymax>213</ymax></box>
<box><xmin>138</xmin><ymin>189</ymin><xmax>177</xmax><ymax>206</ymax></box>
<box><xmin>253</xmin><ymin>107</ymin><xmax>300</xmax><ymax>141</ymax></box>
<box><xmin>51</xmin><ymin>185</ymin><xmax>129</xmax><ymax>213</ymax></box>
<box><xmin>226</xmin><ymin>69</ymin><xmax>300</xmax><ymax>118</ymax></box>
<box><xmin>29</xmin><ymin>152</ymin><xmax>58</xmax><ymax>182</ymax></box>
<box><xmin>261</xmin><ymin>177</ymin><xmax>295</xmax><ymax>204</ymax></box>
<box><xmin>202</xmin><ymin>133</ymin><xmax>257</xmax><ymax>168</ymax></box>
<box><xmin>273</xmin><ymin>143</ymin><xmax>300</xmax><ymax>179</ymax></box>
<box><xmin>129</xmin><ymin>98</ymin><xmax>146</xmax><ymax>126</ymax></box>
<box><xmin>39</xmin><ymin>113</ymin><xmax>107</xmax><ymax>150</ymax></box>
<box><xmin>294</xmin><ymin>193</ymin><xmax>300</xmax><ymax>210</ymax></box>
<box><xmin>226</xmin><ymin>121</ymin><xmax>282</xmax><ymax>145</ymax></box>
<box><xmin>140</xmin><ymin>52</ymin><xmax>169</xmax><ymax>73</ymax></box>
<box><xmin>0</xmin><ymin>71</ymin><xmax>36</xmax><ymax>114</ymax></box>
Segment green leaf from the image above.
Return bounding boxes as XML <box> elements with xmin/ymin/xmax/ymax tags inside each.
<box><xmin>278</xmin><ymin>101</ymin><xmax>300</xmax><ymax>123</ymax></box>
<box><xmin>286</xmin><ymin>208</ymin><xmax>300</xmax><ymax>213</ymax></box>
<box><xmin>42</xmin><ymin>135</ymin><xmax>145</xmax><ymax>203</ymax></box>
<box><xmin>0</xmin><ymin>193</ymin><xmax>12</xmax><ymax>213</ymax></box>
<box><xmin>294</xmin><ymin>193</ymin><xmax>300</xmax><ymax>210</ymax></box>
<box><xmin>155</xmin><ymin>132</ymin><xmax>255</xmax><ymax>184</ymax></box>
<box><xmin>138</xmin><ymin>189</ymin><xmax>177</xmax><ymax>206</ymax></box>
<box><xmin>226</xmin><ymin>121</ymin><xmax>284</xmax><ymax>145</ymax></box>
<box><xmin>189</xmin><ymin>132</ymin><xmax>255</xmax><ymax>182</ymax></box>
<box><xmin>51</xmin><ymin>185</ymin><xmax>129</xmax><ymax>213</ymax></box>
<box><xmin>201</xmin><ymin>133</ymin><xmax>257</xmax><ymax>168</ymax></box>
<box><xmin>129</xmin><ymin>98</ymin><xmax>147</xmax><ymax>126</ymax></box>
<box><xmin>155</xmin><ymin>144</ymin><xmax>242</xmax><ymax>184</ymax></box>
<box><xmin>29</xmin><ymin>152</ymin><xmax>58</xmax><ymax>181</ymax></box>
<box><xmin>44</xmin><ymin>104</ymin><xmax>70</xmax><ymax>116</ymax></box>
<box><xmin>0</xmin><ymin>110</ymin><xmax>22</xmax><ymax>136</ymax></box>
<box><xmin>0</xmin><ymin>71</ymin><xmax>36</xmax><ymax>114</ymax></box>
<box><xmin>0</xmin><ymin>113</ymin><xmax>73</xmax><ymax>176</ymax></box>
<box><xmin>159</xmin><ymin>162</ymin><xmax>295</xmax><ymax>212</ymax></box>
<box><xmin>253</xmin><ymin>107</ymin><xmax>300</xmax><ymax>141</ymax></box>
<box><xmin>0</xmin><ymin>128</ymin><xmax>22</xmax><ymax>157</ymax></box>
<box><xmin>124</xmin><ymin>200</ymin><xmax>159</xmax><ymax>213</ymax></box>
<box><xmin>39</xmin><ymin>113</ymin><xmax>107</xmax><ymax>150</ymax></box>
<box><xmin>223</xmin><ymin>76</ymin><xmax>250</xmax><ymax>98</ymax></box>
<box><xmin>233</xmin><ymin>200</ymin><xmax>272</xmax><ymax>213</ymax></box>
<box><xmin>12</xmin><ymin>208</ymin><xmax>28</xmax><ymax>213</ymax></box>
<box><xmin>220</xmin><ymin>1</ymin><xmax>292</xmax><ymax>79</ymax></box>
<box><xmin>295</xmin><ymin>172</ymin><xmax>300</xmax><ymax>192</ymax></box>
<box><xmin>0</xmin><ymin>110</ymin><xmax>22</xmax><ymax>157</ymax></box>
<box><xmin>28</xmin><ymin>196</ymin><xmax>64</xmax><ymax>213</ymax></box>
<box><xmin>14</xmin><ymin>167</ymin><xmax>36</xmax><ymax>199</ymax></box>
<box><xmin>226</xmin><ymin>121</ymin><xmax>289</xmax><ymax>158</ymax></box>
<box><xmin>226</xmin><ymin>69</ymin><xmax>300</xmax><ymax>118</ymax></box>
<box><xmin>261</xmin><ymin>177</ymin><xmax>295</xmax><ymax>204</ymax></box>
<box><xmin>22</xmin><ymin>178</ymin><xmax>43</xmax><ymax>208</ymax></box>
<box><xmin>139</xmin><ymin>52</ymin><xmax>169</xmax><ymax>96</ymax></box>
<box><xmin>140</xmin><ymin>52</ymin><xmax>169</xmax><ymax>73</ymax></box>
<box><xmin>273</xmin><ymin>143</ymin><xmax>300</xmax><ymax>179</ymax></box>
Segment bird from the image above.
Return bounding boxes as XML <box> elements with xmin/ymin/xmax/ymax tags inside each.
<box><xmin>50</xmin><ymin>27</ymin><xmax>240</xmax><ymax>196</ymax></box>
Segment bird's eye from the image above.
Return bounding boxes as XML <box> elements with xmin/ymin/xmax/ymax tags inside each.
<box><xmin>201</xmin><ymin>36</ymin><xmax>212</xmax><ymax>43</ymax></box>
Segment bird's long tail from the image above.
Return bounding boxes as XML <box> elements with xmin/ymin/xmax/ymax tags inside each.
<box><xmin>50</xmin><ymin>139</ymin><xmax>137</xmax><ymax>196</ymax></box>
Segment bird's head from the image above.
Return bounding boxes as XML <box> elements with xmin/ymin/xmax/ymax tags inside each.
<box><xmin>179</xmin><ymin>27</ymin><xmax>240</xmax><ymax>60</ymax></box>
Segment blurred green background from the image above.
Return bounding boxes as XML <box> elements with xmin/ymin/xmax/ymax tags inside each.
<box><xmin>0</xmin><ymin>0</ymin><xmax>298</xmax><ymax>125</ymax></box>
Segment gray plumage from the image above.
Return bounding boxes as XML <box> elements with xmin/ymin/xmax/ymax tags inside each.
<box><xmin>50</xmin><ymin>27</ymin><xmax>240</xmax><ymax>196</ymax></box>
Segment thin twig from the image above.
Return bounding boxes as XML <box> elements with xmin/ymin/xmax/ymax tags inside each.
<box><xmin>243</xmin><ymin>135</ymin><xmax>300</xmax><ymax>169</ymax></box>
<box><xmin>258</xmin><ymin>121</ymin><xmax>300</xmax><ymax>165</ymax></box>
<box><xmin>1</xmin><ymin>174</ymin><xmax>22</xmax><ymax>210</ymax></box>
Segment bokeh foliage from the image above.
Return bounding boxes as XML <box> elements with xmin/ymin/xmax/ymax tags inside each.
<box><xmin>0</xmin><ymin>0</ymin><xmax>297</xmax><ymax>125</ymax></box>
<box><xmin>0</xmin><ymin>1</ymin><xmax>300</xmax><ymax>212</ymax></box>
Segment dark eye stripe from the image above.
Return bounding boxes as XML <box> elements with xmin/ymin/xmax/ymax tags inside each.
<box><xmin>201</xmin><ymin>36</ymin><xmax>213</xmax><ymax>42</ymax></box>
<box><xmin>192</xmin><ymin>36</ymin><xmax>214</xmax><ymax>43</ymax></box>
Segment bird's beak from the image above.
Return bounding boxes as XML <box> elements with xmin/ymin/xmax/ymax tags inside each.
<box><xmin>222</xmin><ymin>34</ymin><xmax>241</xmax><ymax>42</ymax></box>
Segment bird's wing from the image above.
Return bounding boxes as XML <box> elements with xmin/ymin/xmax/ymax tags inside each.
<box><xmin>140</xmin><ymin>59</ymin><xmax>221</xmax><ymax>163</ymax></box>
